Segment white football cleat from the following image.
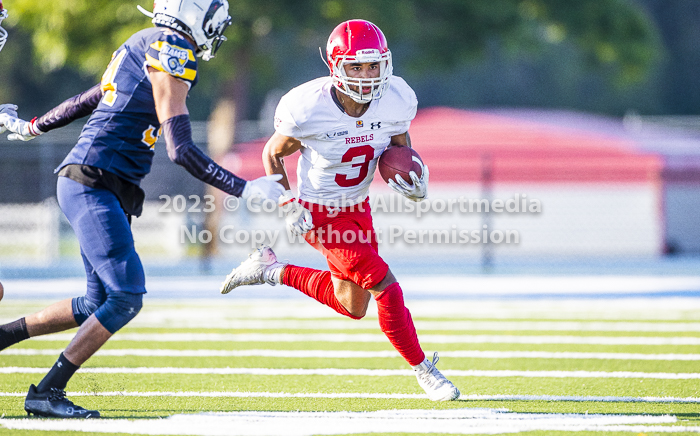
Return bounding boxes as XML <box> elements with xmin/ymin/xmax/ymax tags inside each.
<box><xmin>220</xmin><ymin>246</ymin><xmax>286</xmax><ymax>294</ymax></box>
<box><xmin>413</xmin><ymin>352</ymin><xmax>460</xmax><ymax>401</ymax></box>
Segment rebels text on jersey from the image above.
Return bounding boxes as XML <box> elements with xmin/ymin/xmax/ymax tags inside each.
<box><xmin>57</xmin><ymin>27</ymin><xmax>198</xmax><ymax>186</ymax></box>
<box><xmin>274</xmin><ymin>76</ymin><xmax>418</xmax><ymax>207</ymax></box>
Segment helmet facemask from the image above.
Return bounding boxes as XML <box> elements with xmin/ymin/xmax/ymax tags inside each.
<box><xmin>331</xmin><ymin>49</ymin><xmax>392</xmax><ymax>104</ymax></box>
<box><xmin>199</xmin><ymin>1</ymin><xmax>231</xmax><ymax>61</ymax></box>
<box><xmin>139</xmin><ymin>0</ymin><xmax>231</xmax><ymax>61</ymax></box>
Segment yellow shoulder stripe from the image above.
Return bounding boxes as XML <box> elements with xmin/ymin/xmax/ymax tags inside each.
<box><xmin>145</xmin><ymin>53</ymin><xmax>197</xmax><ymax>81</ymax></box>
<box><xmin>145</xmin><ymin>53</ymin><xmax>166</xmax><ymax>73</ymax></box>
<box><xmin>149</xmin><ymin>41</ymin><xmax>196</xmax><ymax>62</ymax></box>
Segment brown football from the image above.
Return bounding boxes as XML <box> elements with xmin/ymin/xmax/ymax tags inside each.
<box><xmin>378</xmin><ymin>146</ymin><xmax>423</xmax><ymax>184</ymax></box>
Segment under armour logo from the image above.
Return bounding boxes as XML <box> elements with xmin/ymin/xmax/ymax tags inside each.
<box><xmin>129</xmin><ymin>307</ymin><xmax>135</xmax><ymax>314</ymax></box>
<box><xmin>57</xmin><ymin>362</ymin><xmax>63</xmax><ymax>368</ymax></box>
<box><xmin>370</xmin><ymin>122</ymin><xmax>382</xmax><ymax>130</ymax></box>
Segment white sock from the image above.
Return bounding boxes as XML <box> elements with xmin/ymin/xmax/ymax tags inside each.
<box><xmin>412</xmin><ymin>358</ymin><xmax>430</xmax><ymax>371</ymax></box>
<box><xmin>264</xmin><ymin>264</ymin><xmax>285</xmax><ymax>285</ymax></box>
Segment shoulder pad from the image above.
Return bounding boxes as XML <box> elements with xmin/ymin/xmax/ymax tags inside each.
<box><xmin>379</xmin><ymin>76</ymin><xmax>418</xmax><ymax>123</ymax></box>
<box><xmin>145</xmin><ymin>29</ymin><xmax>198</xmax><ymax>85</ymax></box>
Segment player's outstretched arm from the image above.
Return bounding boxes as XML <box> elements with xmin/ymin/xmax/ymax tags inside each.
<box><xmin>262</xmin><ymin>132</ymin><xmax>312</xmax><ymax>234</ymax></box>
<box><xmin>0</xmin><ymin>84</ymin><xmax>103</xmax><ymax>141</ymax></box>
<box><xmin>262</xmin><ymin>132</ymin><xmax>302</xmax><ymax>191</ymax></box>
<box><xmin>151</xmin><ymin>68</ymin><xmax>283</xmax><ymax>201</ymax></box>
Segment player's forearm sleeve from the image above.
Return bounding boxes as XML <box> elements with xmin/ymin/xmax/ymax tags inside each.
<box><xmin>35</xmin><ymin>84</ymin><xmax>103</xmax><ymax>132</ymax></box>
<box><xmin>161</xmin><ymin>114</ymin><xmax>247</xmax><ymax>197</ymax></box>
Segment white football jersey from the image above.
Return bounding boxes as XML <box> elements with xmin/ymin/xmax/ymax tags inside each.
<box><xmin>274</xmin><ymin>76</ymin><xmax>418</xmax><ymax>206</ymax></box>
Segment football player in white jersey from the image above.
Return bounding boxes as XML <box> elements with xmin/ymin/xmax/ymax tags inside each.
<box><xmin>221</xmin><ymin>19</ymin><xmax>459</xmax><ymax>401</ymax></box>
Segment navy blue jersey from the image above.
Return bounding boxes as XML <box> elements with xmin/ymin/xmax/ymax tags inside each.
<box><xmin>58</xmin><ymin>27</ymin><xmax>198</xmax><ymax>185</ymax></box>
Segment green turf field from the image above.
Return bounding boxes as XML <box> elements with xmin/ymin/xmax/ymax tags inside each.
<box><xmin>0</xmin><ymin>298</ymin><xmax>698</xmax><ymax>435</ymax></box>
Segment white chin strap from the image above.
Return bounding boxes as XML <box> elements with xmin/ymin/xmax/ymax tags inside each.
<box><xmin>136</xmin><ymin>5</ymin><xmax>154</xmax><ymax>18</ymax></box>
<box><xmin>338</xmin><ymin>76</ymin><xmax>385</xmax><ymax>103</ymax></box>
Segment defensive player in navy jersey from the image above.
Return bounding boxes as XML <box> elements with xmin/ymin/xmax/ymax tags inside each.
<box><xmin>0</xmin><ymin>0</ymin><xmax>284</xmax><ymax>418</ymax></box>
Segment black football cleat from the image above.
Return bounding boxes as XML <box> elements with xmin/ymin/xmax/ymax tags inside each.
<box><xmin>24</xmin><ymin>384</ymin><xmax>100</xmax><ymax>418</ymax></box>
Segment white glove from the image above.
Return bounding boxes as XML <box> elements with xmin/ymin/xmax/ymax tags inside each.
<box><xmin>388</xmin><ymin>157</ymin><xmax>429</xmax><ymax>202</ymax></box>
<box><xmin>0</xmin><ymin>112</ymin><xmax>43</xmax><ymax>141</ymax></box>
<box><xmin>241</xmin><ymin>174</ymin><xmax>285</xmax><ymax>201</ymax></box>
<box><xmin>279</xmin><ymin>190</ymin><xmax>313</xmax><ymax>235</ymax></box>
<box><xmin>0</xmin><ymin>104</ymin><xmax>18</xmax><ymax>134</ymax></box>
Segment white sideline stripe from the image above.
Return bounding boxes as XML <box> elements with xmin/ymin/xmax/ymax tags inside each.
<box><xmin>0</xmin><ymin>391</ymin><xmax>698</xmax><ymax>403</ymax></box>
<box><xmin>7</xmin><ymin>348</ymin><xmax>700</xmax><ymax>361</ymax></box>
<box><xmin>0</xmin><ymin>409</ymin><xmax>690</xmax><ymax>435</ymax></box>
<box><xmin>7</xmin><ymin>274</ymin><xmax>700</xmax><ymax>295</ymax></box>
<box><xmin>29</xmin><ymin>332</ymin><xmax>700</xmax><ymax>345</ymax></box>
<box><xmin>130</xmin><ymin>318</ymin><xmax>700</xmax><ymax>332</ymax></box>
<box><xmin>1</xmin><ymin>367</ymin><xmax>699</xmax><ymax>379</ymax></box>
<box><xmin>7</xmin><ymin>298</ymin><xmax>700</xmax><ymax>321</ymax></box>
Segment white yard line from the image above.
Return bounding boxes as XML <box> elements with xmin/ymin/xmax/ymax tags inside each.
<box><xmin>6</xmin><ymin>348</ymin><xmax>700</xmax><ymax>361</ymax></box>
<box><xmin>27</xmin><ymin>332</ymin><xmax>700</xmax><ymax>345</ymax></box>
<box><xmin>0</xmin><ymin>391</ymin><xmax>698</xmax><ymax>403</ymax></box>
<box><xmin>126</xmin><ymin>317</ymin><xmax>700</xmax><ymax>332</ymax></box>
<box><xmin>0</xmin><ymin>408</ymin><xmax>690</xmax><ymax>435</ymax></box>
<box><xmin>6</xmin><ymin>275</ymin><xmax>700</xmax><ymax>295</ymax></box>
<box><xmin>5</xmin><ymin>298</ymin><xmax>700</xmax><ymax>321</ymax></box>
<box><xmin>1</xmin><ymin>367</ymin><xmax>699</xmax><ymax>379</ymax></box>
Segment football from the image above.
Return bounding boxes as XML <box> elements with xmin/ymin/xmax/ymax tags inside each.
<box><xmin>378</xmin><ymin>145</ymin><xmax>423</xmax><ymax>184</ymax></box>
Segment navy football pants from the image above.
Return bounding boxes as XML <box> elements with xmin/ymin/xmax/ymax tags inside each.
<box><xmin>57</xmin><ymin>176</ymin><xmax>144</xmax><ymax>334</ymax></box>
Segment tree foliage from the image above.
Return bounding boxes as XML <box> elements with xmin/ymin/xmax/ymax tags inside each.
<box><xmin>5</xmin><ymin>0</ymin><xmax>660</xmax><ymax>84</ymax></box>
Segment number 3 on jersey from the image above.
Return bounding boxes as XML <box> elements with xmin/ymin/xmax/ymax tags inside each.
<box><xmin>335</xmin><ymin>145</ymin><xmax>374</xmax><ymax>187</ymax></box>
<box><xmin>101</xmin><ymin>49</ymin><xmax>127</xmax><ymax>107</ymax></box>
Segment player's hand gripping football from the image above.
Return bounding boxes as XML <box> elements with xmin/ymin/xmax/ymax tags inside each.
<box><xmin>0</xmin><ymin>107</ymin><xmax>44</xmax><ymax>141</ymax></box>
<box><xmin>279</xmin><ymin>190</ymin><xmax>313</xmax><ymax>235</ymax></box>
<box><xmin>388</xmin><ymin>157</ymin><xmax>429</xmax><ymax>202</ymax></box>
<box><xmin>241</xmin><ymin>174</ymin><xmax>285</xmax><ymax>201</ymax></box>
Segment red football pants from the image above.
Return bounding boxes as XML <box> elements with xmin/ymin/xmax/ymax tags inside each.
<box><xmin>281</xmin><ymin>200</ymin><xmax>425</xmax><ymax>366</ymax></box>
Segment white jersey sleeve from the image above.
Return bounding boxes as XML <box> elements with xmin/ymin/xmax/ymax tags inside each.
<box><xmin>273</xmin><ymin>96</ymin><xmax>302</xmax><ymax>138</ymax></box>
<box><xmin>377</xmin><ymin>76</ymin><xmax>417</xmax><ymax>136</ymax></box>
<box><xmin>273</xmin><ymin>77</ymin><xmax>329</xmax><ymax>140</ymax></box>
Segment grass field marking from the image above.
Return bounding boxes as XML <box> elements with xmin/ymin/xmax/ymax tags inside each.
<box><xmin>125</xmin><ymin>317</ymin><xmax>700</xmax><ymax>332</ymax></box>
<box><xmin>7</xmin><ymin>274</ymin><xmax>700</xmax><ymax>293</ymax></box>
<box><xmin>0</xmin><ymin>408</ymin><xmax>688</xmax><ymax>435</ymax></box>
<box><xmin>27</xmin><ymin>332</ymin><xmax>700</xmax><ymax>345</ymax></box>
<box><xmin>7</xmin><ymin>298</ymin><xmax>700</xmax><ymax>322</ymax></box>
<box><xmin>590</xmin><ymin>426</ymin><xmax>700</xmax><ymax>433</ymax></box>
<box><xmin>1</xmin><ymin>391</ymin><xmax>699</xmax><ymax>403</ymax></box>
<box><xmin>6</xmin><ymin>348</ymin><xmax>700</xmax><ymax>361</ymax></box>
<box><xmin>2</xmin><ymin>367</ymin><xmax>700</xmax><ymax>379</ymax></box>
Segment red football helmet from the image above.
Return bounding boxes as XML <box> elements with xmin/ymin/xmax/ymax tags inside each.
<box><xmin>0</xmin><ymin>1</ymin><xmax>7</xmax><ymax>53</ymax></box>
<box><xmin>326</xmin><ymin>20</ymin><xmax>392</xmax><ymax>103</ymax></box>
